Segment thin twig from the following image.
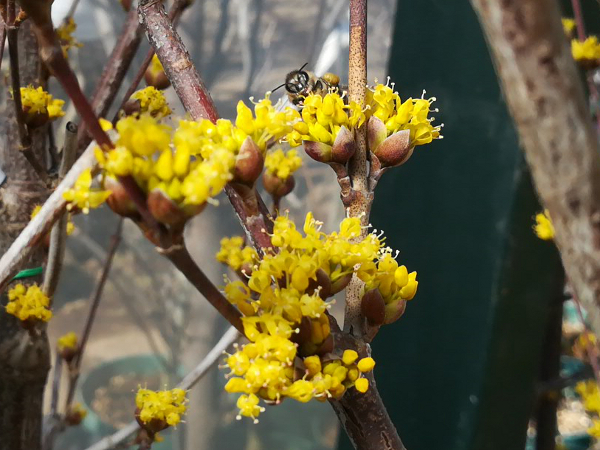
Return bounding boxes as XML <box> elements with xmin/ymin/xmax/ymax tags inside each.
<box><xmin>162</xmin><ymin>244</ymin><xmax>244</xmax><ymax>333</ymax></box>
<box><xmin>64</xmin><ymin>218</ymin><xmax>124</xmax><ymax>410</ymax></box>
<box><xmin>6</xmin><ymin>3</ymin><xmax>48</xmax><ymax>182</ymax></box>
<box><xmin>43</xmin><ymin>122</ymin><xmax>78</xmax><ymax>298</ymax></box>
<box><xmin>49</xmin><ymin>353</ymin><xmax>62</xmax><ymax>418</ymax></box>
<box><xmin>83</xmin><ymin>327</ymin><xmax>240</xmax><ymax>450</ymax></box>
<box><xmin>112</xmin><ymin>0</ymin><xmax>192</xmax><ymax>124</ymax></box>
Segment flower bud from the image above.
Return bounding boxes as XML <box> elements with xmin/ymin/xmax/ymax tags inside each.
<box><xmin>371</xmin><ymin>127</ymin><xmax>413</xmax><ymax>167</ymax></box>
<box><xmin>147</xmin><ymin>188</ymin><xmax>188</xmax><ymax>226</ymax></box>
<box><xmin>330</xmin><ymin>273</ymin><xmax>352</xmax><ymax>295</ymax></box>
<box><xmin>23</xmin><ymin>107</ymin><xmax>49</xmax><ymax>128</ymax></box>
<box><xmin>122</xmin><ymin>98</ymin><xmax>142</xmax><ymax>117</ymax></box>
<box><xmin>64</xmin><ymin>404</ymin><xmax>87</xmax><ymax>426</ymax></box>
<box><xmin>303</xmin><ymin>140</ymin><xmax>333</xmax><ymax>163</ymax></box>
<box><xmin>104</xmin><ymin>177</ymin><xmax>138</xmax><ymax>218</ymax></box>
<box><xmin>306</xmin><ymin>268</ymin><xmax>332</xmax><ymax>299</ymax></box>
<box><xmin>291</xmin><ymin>316</ymin><xmax>312</xmax><ymax>345</ymax></box>
<box><xmin>135</xmin><ymin>407</ymin><xmax>169</xmax><ymax>434</ymax></box>
<box><xmin>316</xmin><ymin>333</ymin><xmax>334</xmax><ymax>356</ymax></box>
<box><xmin>331</xmin><ymin>126</ymin><xmax>356</xmax><ymax>164</ymax></box>
<box><xmin>234</xmin><ymin>137</ymin><xmax>264</xmax><ymax>185</ymax></box>
<box><xmin>262</xmin><ymin>171</ymin><xmax>295</xmax><ymax>198</ymax></box>
<box><xmin>144</xmin><ymin>67</ymin><xmax>170</xmax><ymax>91</ymax></box>
<box><xmin>360</xmin><ymin>288</ymin><xmax>386</xmax><ymax>326</ymax></box>
<box><xmin>368</xmin><ymin>116</ymin><xmax>414</xmax><ymax>167</ymax></box>
<box><xmin>384</xmin><ymin>299</ymin><xmax>407</xmax><ymax>324</ymax></box>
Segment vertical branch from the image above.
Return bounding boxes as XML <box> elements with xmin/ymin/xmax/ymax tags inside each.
<box><xmin>468</xmin><ymin>0</ymin><xmax>600</xmax><ymax>338</ymax></box>
<box><xmin>344</xmin><ymin>0</ymin><xmax>368</xmax><ymax>336</ymax></box>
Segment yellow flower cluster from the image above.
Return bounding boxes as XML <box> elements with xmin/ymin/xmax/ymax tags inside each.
<box><xmin>216</xmin><ymin>236</ymin><xmax>258</xmax><ymax>272</ymax></box>
<box><xmin>63</xmin><ymin>169</ymin><xmax>112</xmax><ymax>214</ymax></box>
<box><xmin>576</xmin><ymin>380</ymin><xmax>600</xmax><ymax>437</ymax></box>
<box><xmin>264</xmin><ymin>148</ymin><xmax>302</xmax><ymax>180</ymax></box>
<box><xmin>367</xmin><ymin>83</ymin><xmax>441</xmax><ymax>147</ymax></box>
<box><xmin>534</xmin><ymin>209</ymin><xmax>554</xmax><ymax>241</ymax></box>
<box><xmin>56</xmin><ymin>17</ymin><xmax>83</xmax><ymax>58</ymax></box>
<box><xmin>572</xmin><ymin>37</ymin><xmax>600</xmax><ymax>67</ymax></box>
<box><xmin>57</xmin><ymin>332</ymin><xmax>78</xmax><ymax>352</ymax></box>
<box><xmin>135</xmin><ymin>387</ymin><xmax>187</xmax><ymax>427</ymax></box>
<box><xmin>19</xmin><ymin>85</ymin><xmax>65</xmax><ymax>121</ymax></box>
<box><xmin>6</xmin><ymin>283</ymin><xmax>52</xmax><ymax>322</ymax></box>
<box><xmin>365</xmin><ymin>253</ymin><xmax>418</xmax><ymax>322</ymax></box>
<box><xmin>287</xmin><ymin>92</ymin><xmax>364</xmax><ymax>146</ymax></box>
<box><xmin>31</xmin><ymin>205</ymin><xmax>75</xmax><ymax>235</ymax></box>
<box><xmin>95</xmin><ymin>115</ymin><xmax>236</xmax><ymax>210</ymax></box>
<box><xmin>131</xmin><ymin>87</ymin><xmax>171</xmax><ymax>118</ymax></box>
<box><xmin>234</xmin><ymin>96</ymin><xmax>300</xmax><ymax>151</ymax></box>
<box><xmin>221</xmin><ymin>212</ymin><xmax>414</xmax><ymax>420</ymax></box>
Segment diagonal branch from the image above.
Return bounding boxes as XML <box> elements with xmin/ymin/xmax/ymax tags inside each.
<box><xmin>469</xmin><ymin>0</ymin><xmax>600</xmax><ymax>338</ymax></box>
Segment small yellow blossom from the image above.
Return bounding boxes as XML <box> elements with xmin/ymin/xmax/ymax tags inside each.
<box><xmin>354</xmin><ymin>378</ymin><xmax>369</xmax><ymax>393</ymax></box>
<box><xmin>131</xmin><ymin>86</ymin><xmax>171</xmax><ymax>118</ymax></box>
<box><xmin>148</xmin><ymin>54</ymin><xmax>165</xmax><ymax>77</ymax></box>
<box><xmin>264</xmin><ymin>148</ymin><xmax>302</xmax><ymax>180</ymax></box>
<box><xmin>562</xmin><ymin>18</ymin><xmax>576</xmax><ymax>37</ymax></box>
<box><xmin>57</xmin><ymin>332</ymin><xmax>78</xmax><ymax>352</ymax></box>
<box><xmin>572</xmin><ymin>37</ymin><xmax>600</xmax><ymax>68</ymax></box>
<box><xmin>216</xmin><ymin>236</ymin><xmax>258</xmax><ymax>271</ymax></box>
<box><xmin>357</xmin><ymin>357</ymin><xmax>375</xmax><ymax>373</ymax></box>
<box><xmin>19</xmin><ymin>85</ymin><xmax>65</xmax><ymax>122</ymax></box>
<box><xmin>366</xmin><ymin>83</ymin><xmax>442</xmax><ymax>147</ymax></box>
<box><xmin>6</xmin><ymin>283</ymin><xmax>52</xmax><ymax>322</ymax></box>
<box><xmin>342</xmin><ymin>349</ymin><xmax>358</xmax><ymax>365</ymax></box>
<box><xmin>236</xmin><ymin>394</ymin><xmax>264</xmax><ymax>423</ymax></box>
<box><xmin>56</xmin><ymin>17</ymin><xmax>83</xmax><ymax>58</ymax></box>
<box><xmin>576</xmin><ymin>380</ymin><xmax>600</xmax><ymax>415</ymax></box>
<box><xmin>136</xmin><ymin>387</ymin><xmax>187</xmax><ymax>427</ymax></box>
<box><xmin>534</xmin><ymin>209</ymin><xmax>554</xmax><ymax>241</ymax></box>
<box><xmin>63</xmin><ymin>169</ymin><xmax>111</xmax><ymax>214</ymax></box>
<box><xmin>589</xmin><ymin>418</ymin><xmax>600</xmax><ymax>438</ymax></box>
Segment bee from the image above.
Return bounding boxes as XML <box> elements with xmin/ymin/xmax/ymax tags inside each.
<box><xmin>274</xmin><ymin>63</ymin><xmax>343</xmax><ymax>106</ymax></box>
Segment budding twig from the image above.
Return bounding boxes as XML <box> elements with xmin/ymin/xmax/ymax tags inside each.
<box><xmin>83</xmin><ymin>327</ymin><xmax>240</xmax><ymax>450</ymax></box>
<box><xmin>138</xmin><ymin>0</ymin><xmax>275</xmax><ymax>252</ymax></box>
<box><xmin>6</xmin><ymin>1</ymin><xmax>48</xmax><ymax>182</ymax></box>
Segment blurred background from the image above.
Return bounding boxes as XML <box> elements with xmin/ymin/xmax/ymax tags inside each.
<box><xmin>38</xmin><ymin>0</ymin><xmax>600</xmax><ymax>449</ymax></box>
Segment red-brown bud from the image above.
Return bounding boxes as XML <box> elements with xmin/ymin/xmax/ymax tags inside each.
<box><xmin>307</xmin><ymin>268</ymin><xmax>332</xmax><ymax>299</ymax></box>
<box><xmin>147</xmin><ymin>189</ymin><xmax>188</xmax><ymax>226</ymax></box>
<box><xmin>122</xmin><ymin>98</ymin><xmax>142</xmax><ymax>117</ymax></box>
<box><xmin>262</xmin><ymin>171</ymin><xmax>295</xmax><ymax>198</ymax></box>
<box><xmin>303</xmin><ymin>140</ymin><xmax>333</xmax><ymax>163</ymax></box>
<box><xmin>104</xmin><ymin>177</ymin><xmax>138</xmax><ymax>218</ymax></box>
<box><xmin>23</xmin><ymin>107</ymin><xmax>49</xmax><ymax>128</ymax></box>
<box><xmin>331</xmin><ymin>125</ymin><xmax>356</xmax><ymax>164</ymax></box>
<box><xmin>234</xmin><ymin>137</ymin><xmax>264</xmax><ymax>185</ymax></box>
<box><xmin>144</xmin><ymin>69</ymin><xmax>170</xmax><ymax>91</ymax></box>
<box><xmin>368</xmin><ymin>116</ymin><xmax>413</xmax><ymax>167</ymax></box>
<box><xmin>360</xmin><ymin>289</ymin><xmax>386</xmax><ymax>326</ymax></box>
<box><xmin>330</xmin><ymin>273</ymin><xmax>352</xmax><ymax>295</ymax></box>
<box><xmin>384</xmin><ymin>299</ymin><xmax>408</xmax><ymax>324</ymax></box>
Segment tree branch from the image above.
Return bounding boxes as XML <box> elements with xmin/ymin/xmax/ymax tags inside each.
<box><xmin>469</xmin><ymin>0</ymin><xmax>600</xmax><ymax>339</ymax></box>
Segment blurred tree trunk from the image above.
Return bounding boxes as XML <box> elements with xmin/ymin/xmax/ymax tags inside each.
<box><xmin>0</xmin><ymin>21</ymin><xmax>50</xmax><ymax>450</ymax></box>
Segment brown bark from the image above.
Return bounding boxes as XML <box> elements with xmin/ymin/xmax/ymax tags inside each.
<box><xmin>0</xmin><ymin>21</ymin><xmax>50</xmax><ymax>450</ymax></box>
<box><xmin>469</xmin><ymin>0</ymin><xmax>600</xmax><ymax>339</ymax></box>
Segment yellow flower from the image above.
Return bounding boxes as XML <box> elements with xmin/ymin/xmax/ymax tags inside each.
<box><xmin>354</xmin><ymin>378</ymin><xmax>369</xmax><ymax>393</ymax></box>
<box><xmin>366</xmin><ymin>83</ymin><xmax>442</xmax><ymax>147</ymax></box>
<box><xmin>136</xmin><ymin>387</ymin><xmax>187</xmax><ymax>427</ymax></box>
<box><xmin>236</xmin><ymin>394</ymin><xmax>264</xmax><ymax>423</ymax></box>
<box><xmin>19</xmin><ymin>85</ymin><xmax>65</xmax><ymax>121</ymax></box>
<box><xmin>576</xmin><ymin>380</ymin><xmax>600</xmax><ymax>414</ymax></box>
<box><xmin>572</xmin><ymin>36</ymin><xmax>600</xmax><ymax>67</ymax></box>
<box><xmin>63</xmin><ymin>169</ymin><xmax>111</xmax><ymax>214</ymax></box>
<box><xmin>57</xmin><ymin>332</ymin><xmax>78</xmax><ymax>351</ymax></box>
<box><xmin>131</xmin><ymin>86</ymin><xmax>171</xmax><ymax>118</ymax></box>
<box><xmin>6</xmin><ymin>283</ymin><xmax>52</xmax><ymax>322</ymax></box>
<box><xmin>294</xmin><ymin>92</ymin><xmax>364</xmax><ymax>146</ymax></box>
<box><xmin>562</xmin><ymin>18</ymin><xmax>576</xmax><ymax>37</ymax></box>
<box><xmin>589</xmin><ymin>418</ymin><xmax>600</xmax><ymax>438</ymax></box>
<box><xmin>216</xmin><ymin>236</ymin><xmax>258</xmax><ymax>271</ymax></box>
<box><xmin>534</xmin><ymin>209</ymin><xmax>554</xmax><ymax>241</ymax></box>
<box><xmin>264</xmin><ymin>148</ymin><xmax>302</xmax><ymax>180</ymax></box>
<box><xmin>56</xmin><ymin>17</ymin><xmax>83</xmax><ymax>58</ymax></box>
